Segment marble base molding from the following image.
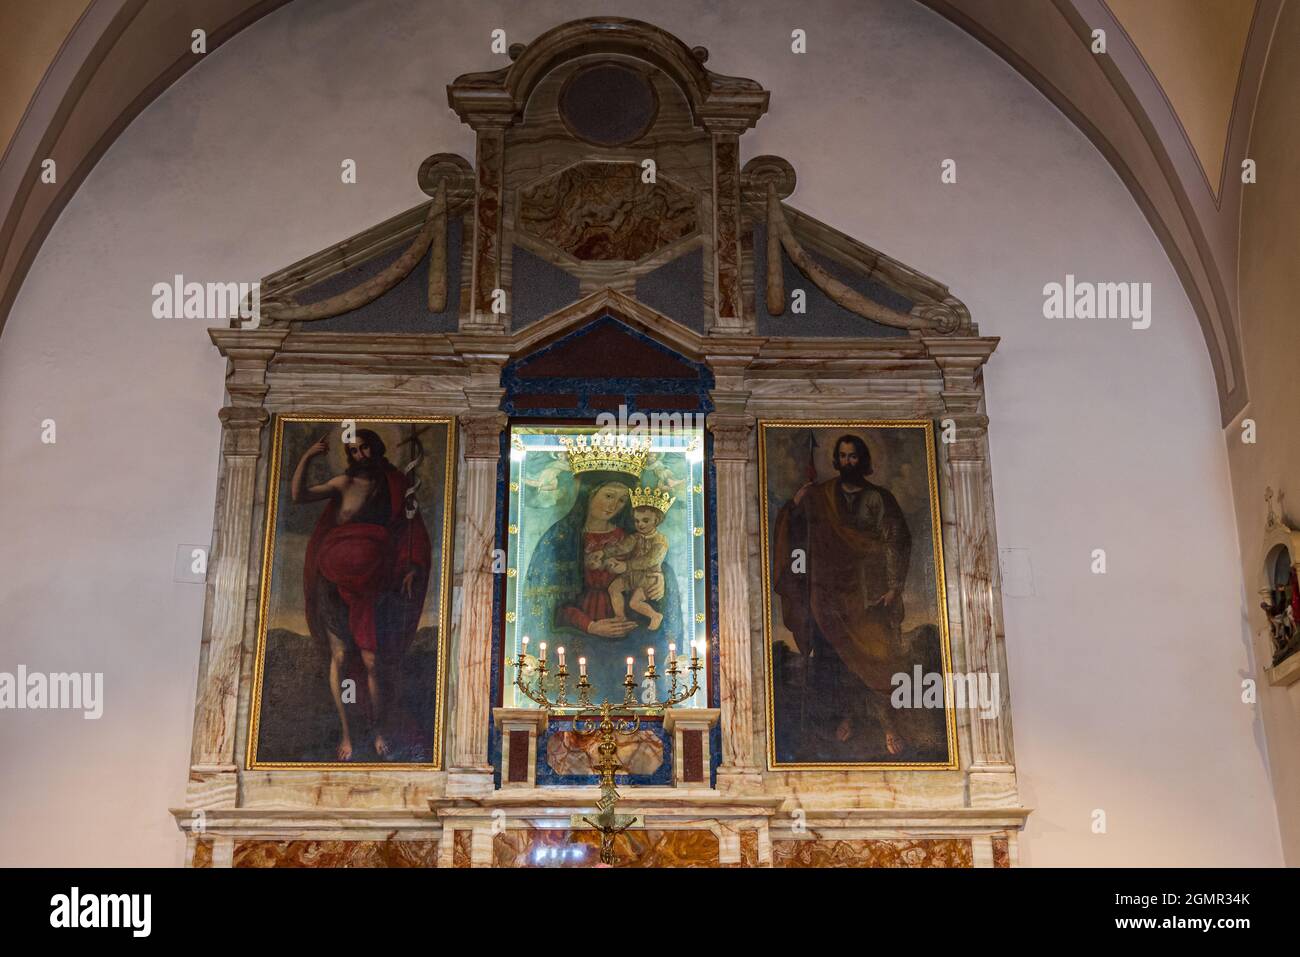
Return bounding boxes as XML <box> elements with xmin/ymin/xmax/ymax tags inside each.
<box><xmin>166</xmin><ymin>800</ymin><xmax>1027</xmax><ymax>867</ymax></box>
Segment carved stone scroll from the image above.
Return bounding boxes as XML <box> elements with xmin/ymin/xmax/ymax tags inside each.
<box><xmin>260</xmin><ymin>202</ymin><xmax>439</xmax><ymax>323</ymax></box>
<box><xmin>428</xmin><ymin>176</ymin><xmax>448</xmax><ymax>312</ymax></box>
<box><xmin>766</xmin><ymin>183</ymin><xmax>958</xmax><ymax>333</ymax></box>
<box><xmin>257</xmin><ymin>153</ymin><xmax>471</xmax><ymax>323</ymax></box>
<box><xmin>765</xmin><ymin>193</ymin><xmax>784</xmax><ymax>315</ymax></box>
<box><xmin>742</xmin><ymin>154</ymin><xmax>963</xmax><ymax>335</ymax></box>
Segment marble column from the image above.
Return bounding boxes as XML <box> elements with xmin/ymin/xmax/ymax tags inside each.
<box><xmin>929</xmin><ymin>342</ymin><xmax>1017</xmax><ymax>807</ymax></box>
<box><xmin>446</xmin><ymin>410</ymin><xmax>507</xmax><ymax>796</ymax></box>
<box><xmin>708</xmin><ymin>406</ymin><xmax>763</xmax><ymax>792</ymax></box>
<box><xmin>188</xmin><ymin>330</ymin><xmax>281</xmax><ymax>810</ymax></box>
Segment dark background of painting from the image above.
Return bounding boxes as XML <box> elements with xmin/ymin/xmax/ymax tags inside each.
<box><xmin>763</xmin><ymin>424</ymin><xmax>951</xmax><ymax>765</ymax></box>
<box><xmin>253</xmin><ymin>419</ymin><xmax>450</xmax><ymax>765</ymax></box>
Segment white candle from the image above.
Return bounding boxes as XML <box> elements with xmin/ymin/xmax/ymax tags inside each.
<box><xmin>557</xmin><ymin>646</ymin><xmax>566</xmax><ymax>667</ymax></box>
<box><xmin>626</xmin><ymin>657</ymin><xmax>634</xmax><ymax>676</ymax></box>
<box><xmin>539</xmin><ymin>641</ymin><xmax>547</xmax><ymax>662</ymax></box>
<box><xmin>647</xmin><ymin>646</ymin><xmax>655</xmax><ymax>667</ymax></box>
<box><xmin>579</xmin><ymin>657</ymin><xmax>587</xmax><ymax>677</ymax></box>
<box><xmin>668</xmin><ymin>642</ymin><xmax>677</xmax><ymax>665</ymax></box>
<box><xmin>522</xmin><ymin>635</ymin><xmax>529</xmax><ymax>649</ymax></box>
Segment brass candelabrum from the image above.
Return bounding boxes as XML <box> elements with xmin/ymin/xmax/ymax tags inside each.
<box><xmin>511</xmin><ymin>637</ymin><xmax>704</xmax><ymax>865</ymax></box>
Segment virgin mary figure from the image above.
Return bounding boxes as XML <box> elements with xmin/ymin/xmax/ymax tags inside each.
<box><xmin>521</xmin><ymin>467</ymin><xmax>683</xmax><ymax>702</ymax></box>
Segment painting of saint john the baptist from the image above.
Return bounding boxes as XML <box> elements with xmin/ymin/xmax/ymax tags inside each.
<box><xmin>249</xmin><ymin>417</ymin><xmax>454</xmax><ymax>768</ymax></box>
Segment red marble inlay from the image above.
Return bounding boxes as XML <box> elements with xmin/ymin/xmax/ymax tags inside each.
<box><xmin>682</xmin><ymin>729</ymin><xmax>704</xmax><ymax>783</ymax></box>
<box><xmin>232</xmin><ymin>839</ymin><xmax>438</xmax><ymax>868</ymax></box>
<box><xmin>473</xmin><ymin>134</ymin><xmax>503</xmax><ymax>315</ymax></box>
<box><xmin>191</xmin><ymin>839</ymin><xmax>213</xmax><ymax>869</ymax></box>
<box><xmin>508</xmin><ymin>729</ymin><xmax>530</xmax><ymax>783</ymax></box>
<box><xmin>992</xmin><ymin>836</ymin><xmax>1010</xmax><ymax>868</ymax></box>
<box><xmin>713</xmin><ymin>136</ymin><xmax>741</xmax><ymax>319</ymax></box>
<box><xmin>453</xmin><ymin>831</ymin><xmax>472</xmax><ymax>869</ymax></box>
<box><xmin>773</xmin><ymin>838</ymin><xmax>973</xmax><ymax>868</ymax></box>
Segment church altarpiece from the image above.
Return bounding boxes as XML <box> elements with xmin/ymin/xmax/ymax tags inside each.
<box><xmin>177</xmin><ymin>17</ymin><xmax>1026</xmax><ymax>868</ymax></box>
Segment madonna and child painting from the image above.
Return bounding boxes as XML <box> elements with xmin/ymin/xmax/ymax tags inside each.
<box><xmin>504</xmin><ymin>426</ymin><xmax>708</xmax><ymax>709</ymax></box>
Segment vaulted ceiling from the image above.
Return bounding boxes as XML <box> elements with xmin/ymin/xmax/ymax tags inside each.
<box><xmin>0</xmin><ymin>0</ymin><xmax>1287</xmax><ymax>423</ymax></box>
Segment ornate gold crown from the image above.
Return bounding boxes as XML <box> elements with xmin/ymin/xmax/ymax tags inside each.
<box><xmin>558</xmin><ymin>433</ymin><xmax>650</xmax><ymax>478</ymax></box>
<box><xmin>630</xmin><ymin>486</ymin><xmax>675</xmax><ymax>514</ymax></box>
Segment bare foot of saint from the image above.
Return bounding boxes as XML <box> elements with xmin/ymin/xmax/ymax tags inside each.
<box><xmin>647</xmin><ymin>611</ymin><xmax>663</xmax><ymax>631</ymax></box>
<box><xmin>374</xmin><ymin>734</ymin><xmax>390</xmax><ymax>758</ymax></box>
<box><xmin>835</xmin><ymin>717</ymin><xmax>852</xmax><ymax>742</ymax></box>
<box><xmin>337</xmin><ymin>737</ymin><xmax>354</xmax><ymax>761</ymax></box>
<box><xmin>884</xmin><ymin>730</ymin><xmax>906</xmax><ymax>755</ymax></box>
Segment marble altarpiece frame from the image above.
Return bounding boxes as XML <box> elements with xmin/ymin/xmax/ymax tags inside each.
<box><xmin>487</xmin><ymin>318</ymin><xmax>723</xmax><ymax>789</ymax></box>
<box><xmin>176</xmin><ymin>16</ymin><xmax>1027</xmax><ymax>869</ymax></box>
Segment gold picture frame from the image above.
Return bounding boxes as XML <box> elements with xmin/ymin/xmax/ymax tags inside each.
<box><xmin>246</xmin><ymin>414</ymin><xmax>457</xmax><ymax>769</ymax></box>
<box><xmin>758</xmin><ymin>419</ymin><xmax>958</xmax><ymax>770</ymax></box>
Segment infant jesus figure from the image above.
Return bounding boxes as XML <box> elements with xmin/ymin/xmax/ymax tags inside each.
<box><xmin>604</xmin><ymin>488</ymin><xmax>675</xmax><ymax>631</ymax></box>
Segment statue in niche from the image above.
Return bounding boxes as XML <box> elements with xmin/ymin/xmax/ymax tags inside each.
<box><xmin>1260</xmin><ymin>546</ymin><xmax>1300</xmax><ymax>666</ymax></box>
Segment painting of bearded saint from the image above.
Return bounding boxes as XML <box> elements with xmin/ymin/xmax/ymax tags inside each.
<box><xmin>248</xmin><ymin>417</ymin><xmax>454</xmax><ymax>768</ymax></box>
<box><xmin>761</xmin><ymin>422</ymin><xmax>955</xmax><ymax>768</ymax></box>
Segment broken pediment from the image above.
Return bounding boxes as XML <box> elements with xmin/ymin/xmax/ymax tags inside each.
<box><xmin>248</xmin><ymin>17</ymin><xmax>973</xmax><ymax>343</ymax></box>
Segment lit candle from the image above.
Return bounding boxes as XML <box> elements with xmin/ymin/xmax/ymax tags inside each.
<box><xmin>579</xmin><ymin>657</ymin><xmax>587</xmax><ymax>677</ymax></box>
<box><xmin>668</xmin><ymin>642</ymin><xmax>677</xmax><ymax>665</ymax></box>
<box><xmin>522</xmin><ymin>635</ymin><xmax>530</xmax><ymax>650</ymax></box>
<box><xmin>626</xmin><ymin>657</ymin><xmax>634</xmax><ymax>676</ymax></box>
<box><xmin>539</xmin><ymin>641</ymin><xmax>547</xmax><ymax>662</ymax></box>
<box><xmin>647</xmin><ymin>646</ymin><xmax>655</xmax><ymax>667</ymax></box>
<box><xmin>557</xmin><ymin>646</ymin><xmax>566</xmax><ymax>667</ymax></box>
